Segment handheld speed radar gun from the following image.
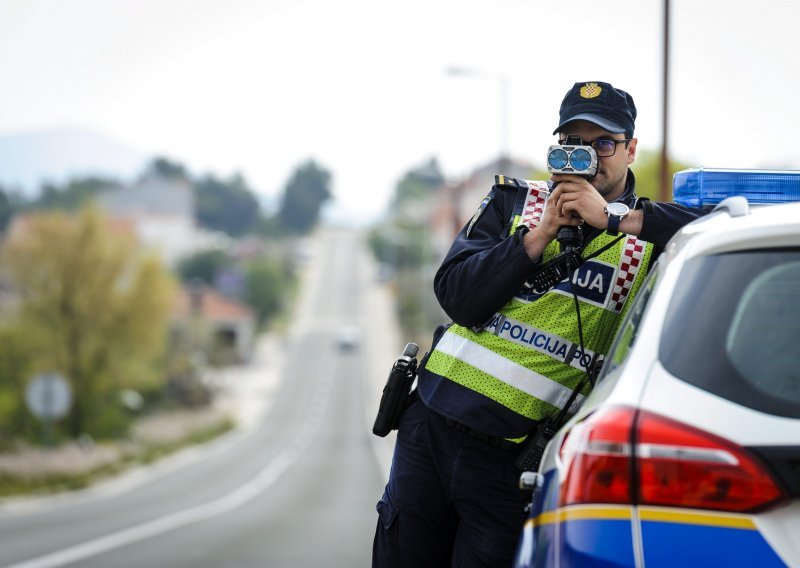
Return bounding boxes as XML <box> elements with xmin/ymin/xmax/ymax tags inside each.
<box><xmin>546</xmin><ymin>135</ymin><xmax>598</xmax><ymax>177</ymax></box>
<box><xmin>526</xmin><ymin>135</ymin><xmax>597</xmax><ymax>293</ymax></box>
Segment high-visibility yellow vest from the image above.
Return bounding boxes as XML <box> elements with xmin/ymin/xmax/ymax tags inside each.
<box><xmin>421</xmin><ymin>178</ymin><xmax>654</xmax><ymax>438</ymax></box>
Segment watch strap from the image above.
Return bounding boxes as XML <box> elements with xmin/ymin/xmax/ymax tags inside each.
<box><xmin>607</xmin><ymin>212</ymin><xmax>621</xmax><ymax>235</ymax></box>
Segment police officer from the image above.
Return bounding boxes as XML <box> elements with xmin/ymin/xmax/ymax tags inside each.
<box><xmin>372</xmin><ymin>81</ymin><xmax>705</xmax><ymax>567</ymax></box>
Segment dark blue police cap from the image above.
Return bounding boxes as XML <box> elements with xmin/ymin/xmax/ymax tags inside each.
<box><xmin>553</xmin><ymin>81</ymin><xmax>637</xmax><ymax>136</ymax></box>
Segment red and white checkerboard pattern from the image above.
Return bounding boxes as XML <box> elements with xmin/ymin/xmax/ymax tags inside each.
<box><xmin>609</xmin><ymin>236</ymin><xmax>645</xmax><ymax>312</ymax></box>
<box><xmin>520</xmin><ymin>181</ymin><xmax>550</xmax><ymax>229</ymax></box>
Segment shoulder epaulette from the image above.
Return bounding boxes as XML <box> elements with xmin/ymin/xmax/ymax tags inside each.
<box><xmin>494</xmin><ymin>175</ymin><xmax>551</xmax><ymax>191</ymax></box>
<box><xmin>494</xmin><ymin>174</ymin><xmax>524</xmax><ymax>188</ymax></box>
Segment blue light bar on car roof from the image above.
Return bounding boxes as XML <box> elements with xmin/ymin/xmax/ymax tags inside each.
<box><xmin>673</xmin><ymin>168</ymin><xmax>800</xmax><ymax>208</ymax></box>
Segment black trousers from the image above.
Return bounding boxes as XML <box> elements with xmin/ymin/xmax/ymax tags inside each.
<box><xmin>372</xmin><ymin>399</ymin><xmax>527</xmax><ymax>568</ymax></box>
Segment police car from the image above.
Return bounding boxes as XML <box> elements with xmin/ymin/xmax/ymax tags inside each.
<box><xmin>514</xmin><ymin>169</ymin><xmax>800</xmax><ymax>568</ymax></box>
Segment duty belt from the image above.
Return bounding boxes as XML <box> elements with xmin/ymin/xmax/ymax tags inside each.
<box><xmin>445</xmin><ymin>418</ymin><xmax>519</xmax><ymax>451</ymax></box>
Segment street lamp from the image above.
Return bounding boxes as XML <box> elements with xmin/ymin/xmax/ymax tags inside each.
<box><xmin>446</xmin><ymin>66</ymin><xmax>511</xmax><ymax>161</ymax></box>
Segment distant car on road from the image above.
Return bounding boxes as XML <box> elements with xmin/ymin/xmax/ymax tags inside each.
<box><xmin>336</xmin><ymin>325</ymin><xmax>361</xmax><ymax>351</ymax></box>
<box><xmin>514</xmin><ymin>169</ymin><xmax>800</xmax><ymax>568</ymax></box>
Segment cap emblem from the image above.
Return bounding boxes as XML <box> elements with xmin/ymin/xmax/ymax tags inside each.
<box><xmin>579</xmin><ymin>82</ymin><xmax>602</xmax><ymax>99</ymax></box>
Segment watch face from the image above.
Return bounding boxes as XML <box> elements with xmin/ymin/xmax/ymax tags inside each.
<box><xmin>606</xmin><ymin>202</ymin><xmax>630</xmax><ymax>216</ymax></box>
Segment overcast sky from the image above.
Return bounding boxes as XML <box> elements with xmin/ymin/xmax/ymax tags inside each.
<box><xmin>1</xmin><ymin>0</ymin><xmax>798</xmax><ymax>224</ymax></box>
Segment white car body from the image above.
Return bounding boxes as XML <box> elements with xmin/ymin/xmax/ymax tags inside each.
<box><xmin>515</xmin><ymin>198</ymin><xmax>800</xmax><ymax>567</ymax></box>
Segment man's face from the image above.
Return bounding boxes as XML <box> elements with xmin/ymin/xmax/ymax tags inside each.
<box><xmin>557</xmin><ymin>120</ymin><xmax>637</xmax><ymax>201</ymax></box>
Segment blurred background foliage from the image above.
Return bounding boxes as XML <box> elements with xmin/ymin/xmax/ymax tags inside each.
<box><xmin>0</xmin><ymin>157</ymin><xmax>331</xmax><ymax>447</ymax></box>
<box><xmin>1</xmin><ymin>206</ymin><xmax>174</xmax><ymax>441</ymax></box>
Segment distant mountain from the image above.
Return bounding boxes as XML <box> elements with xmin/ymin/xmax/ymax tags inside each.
<box><xmin>0</xmin><ymin>128</ymin><xmax>149</xmax><ymax>195</ymax></box>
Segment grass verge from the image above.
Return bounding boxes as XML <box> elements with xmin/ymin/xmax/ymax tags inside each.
<box><xmin>0</xmin><ymin>417</ymin><xmax>234</xmax><ymax>498</ymax></box>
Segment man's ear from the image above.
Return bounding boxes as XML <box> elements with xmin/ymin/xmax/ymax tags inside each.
<box><xmin>627</xmin><ymin>138</ymin><xmax>638</xmax><ymax>165</ymax></box>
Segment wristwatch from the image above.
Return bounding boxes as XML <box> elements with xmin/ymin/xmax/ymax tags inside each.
<box><xmin>604</xmin><ymin>202</ymin><xmax>630</xmax><ymax>236</ymax></box>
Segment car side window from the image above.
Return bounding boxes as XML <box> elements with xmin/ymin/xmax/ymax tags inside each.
<box><xmin>598</xmin><ymin>262</ymin><xmax>661</xmax><ymax>382</ymax></box>
<box><xmin>725</xmin><ymin>260</ymin><xmax>800</xmax><ymax>403</ymax></box>
<box><xmin>659</xmin><ymin>249</ymin><xmax>800</xmax><ymax>418</ymax></box>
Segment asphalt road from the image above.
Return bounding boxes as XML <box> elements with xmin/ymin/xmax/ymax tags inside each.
<box><xmin>0</xmin><ymin>227</ymin><xmax>396</xmax><ymax>568</ymax></box>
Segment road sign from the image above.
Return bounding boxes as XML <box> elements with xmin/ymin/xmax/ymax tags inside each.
<box><xmin>25</xmin><ymin>372</ymin><xmax>72</xmax><ymax>420</ymax></box>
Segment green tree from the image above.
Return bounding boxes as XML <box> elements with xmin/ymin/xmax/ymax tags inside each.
<box><xmin>31</xmin><ymin>176</ymin><xmax>119</xmax><ymax>212</ymax></box>
<box><xmin>0</xmin><ymin>326</ymin><xmax>35</xmax><ymax>447</ymax></box>
<box><xmin>2</xmin><ymin>206</ymin><xmax>176</xmax><ymax>439</ymax></box>
<box><xmin>177</xmin><ymin>248</ymin><xmax>233</xmax><ymax>286</ymax></box>
<box><xmin>277</xmin><ymin>160</ymin><xmax>332</xmax><ymax>234</ymax></box>
<box><xmin>391</xmin><ymin>157</ymin><xmax>445</xmax><ymax>205</ymax></box>
<box><xmin>147</xmin><ymin>156</ymin><xmax>189</xmax><ymax>179</ymax></box>
<box><xmin>254</xmin><ymin>214</ymin><xmax>283</xmax><ymax>238</ymax></box>
<box><xmin>244</xmin><ymin>257</ymin><xmax>294</xmax><ymax>327</ymax></box>
<box><xmin>366</xmin><ymin>157</ymin><xmax>449</xmax><ymax>339</ymax></box>
<box><xmin>630</xmin><ymin>150</ymin><xmax>693</xmax><ymax>201</ymax></box>
<box><xmin>367</xmin><ymin>158</ymin><xmax>443</xmax><ymax>267</ymax></box>
<box><xmin>195</xmin><ymin>173</ymin><xmax>261</xmax><ymax>237</ymax></box>
<box><xmin>0</xmin><ymin>189</ymin><xmax>14</xmax><ymax>231</ymax></box>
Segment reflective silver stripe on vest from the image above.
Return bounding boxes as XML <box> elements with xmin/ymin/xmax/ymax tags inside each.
<box><xmin>484</xmin><ymin>314</ymin><xmax>595</xmax><ymax>371</ymax></box>
<box><xmin>437</xmin><ymin>332</ymin><xmax>584</xmax><ymax>414</ymax></box>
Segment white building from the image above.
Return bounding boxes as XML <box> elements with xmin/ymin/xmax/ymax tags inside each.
<box><xmin>97</xmin><ymin>176</ymin><xmax>229</xmax><ymax>266</ymax></box>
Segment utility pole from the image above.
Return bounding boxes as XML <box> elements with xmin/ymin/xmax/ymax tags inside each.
<box><xmin>660</xmin><ymin>0</ymin><xmax>671</xmax><ymax>201</ymax></box>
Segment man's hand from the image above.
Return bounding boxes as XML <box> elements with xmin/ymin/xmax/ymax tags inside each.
<box><xmin>549</xmin><ymin>174</ymin><xmax>644</xmax><ymax>236</ymax></box>
<box><xmin>549</xmin><ymin>174</ymin><xmax>608</xmax><ymax>228</ymax></box>
<box><xmin>522</xmin><ymin>173</ymin><xmax>645</xmax><ymax>261</ymax></box>
<box><xmin>520</xmin><ymin>179</ymin><xmax>585</xmax><ymax>261</ymax></box>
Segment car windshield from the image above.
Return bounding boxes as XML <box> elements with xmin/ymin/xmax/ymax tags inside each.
<box><xmin>659</xmin><ymin>248</ymin><xmax>800</xmax><ymax>418</ymax></box>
